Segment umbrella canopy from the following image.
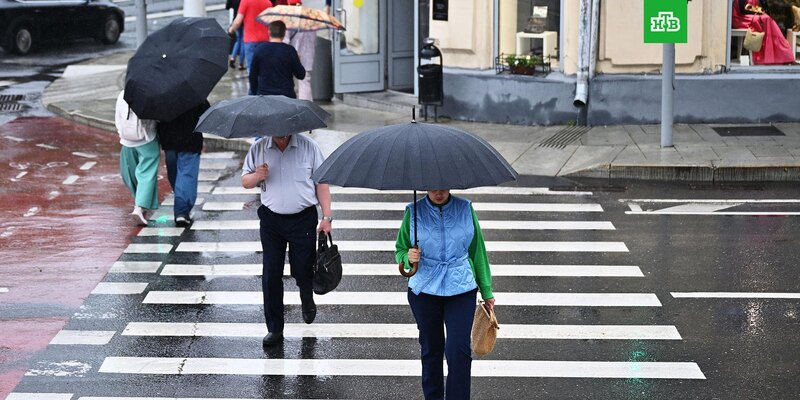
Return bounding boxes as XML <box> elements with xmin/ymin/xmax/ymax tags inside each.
<box><xmin>312</xmin><ymin>122</ymin><xmax>518</xmax><ymax>190</ymax></box>
<box><xmin>195</xmin><ymin>95</ymin><xmax>330</xmax><ymax>138</ymax></box>
<box><xmin>124</xmin><ymin>17</ymin><xmax>229</xmax><ymax>122</ymax></box>
<box><xmin>257</xmin><ymin>5</ymin><xmax>345</xmax><ymax>31</ymax></box>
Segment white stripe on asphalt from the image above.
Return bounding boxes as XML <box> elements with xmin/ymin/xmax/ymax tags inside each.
<box><xmin>198</xmin><ymin>171</ymin><xmax>221</xmax><ymax>182</ymax></box>
<box><xmin>191</xmin><ymin>220</ymin><xmax>615</xmax><ymax>231</ymax></box>
<box><xmin>160</xmin><ymin>263</ymin><xmax>643</xmax><ymax>277</ymax></box>
<box><xmin>137</xmin><ymin>227</ymin><xmax>186</xmax><ymax>237</ymax></box>
<box><xmin>0</xmin><ymin>287</ymin><xmax>9</xmax><ymax>293</ymax></box>
<box><xmin>62</xmin><ymin>175</ymin><xmax>79</xmax><ymax>185</ymax></box>
<box><xmin>655</xmin><ymin>203</ymin><xmax>738</xmax><ymax>213</ymax></box>
<box><xmin>161</xmin><ymin>197</ymin><xmax>204</xmax><ymax>206</ymax></box>
<box><xmin>36</xmin><ymin>143</ymin><xmax>58</xmax><ymax>150</ymax></box>
<box><xmin>14</xmin><ymin>171</ymin><xmax>27</xmax><ymax>180</ymax></box>
<box><xmin>72</xmin><ymin>152</ymin><xmax>97</xmax><ymax>159</ymax></box>
<box><xmin>199</xmin><ymin>160</ymin><xmax>233</xmax><ymax>170</ymax></box>
<box><xmin>6</xmin><ymin>394</ymin><xmax>74</xmax><ymax>400</ymax></box>
<box><xmin>143</xmin><ymin>291</ymin><xmax>661</xmax><ymax>306</ymax></box>
<box><xmin>79</xmin><ymin>161</ymin><xmax>97</xmax><ymax>170</ymax></box>
<box><xmin>197</xmin><ymin>183</ymin><xmax>214</xmax><ymax>193</ymax></box>
<box><xmin>91</xmin><ymin>282</ymin><xmax>148</xmax><ymax>295</ymax></box>
<box><xmin>200</xmin><ymin>152</ymin><xmax>236</xmax><ymax>159</ymax></box>
<box><xmin>200</xmin><ymin>202</ymin><xmax>604</xmax><ymax>213</ymax></box>
<box><xmin>3</xmin><ymin>135</ymin><xmax>26</xmax><ymax>142</ymax></box>
<box><xmin>671</xmin><ymin>292</ymin><xmax>800</xmax><ymax>299</ymax></box>
<box><xmin>175</xmin><ymin>241</ymin><xmax>628</xmax><ymax>253</ymax></box>
<box><xmin>50</xmin><ymin>330</ymin><xmax>116</xmax><ymax>345</ymax></box>
<box><xmin>203</xmin><ymin>202</ymin><xmax>245</xmax><ymax>211</ymax></box>
<box><xmin>123</xmin><ymin>243</ymin><xmax>173</xmax><ymax>254</ymax></box>
<box><xmin>627</xmin><ymin>210</ymin><xmax>800</xmax><ymax>216</ymax></box>
<box><xmin>98</xmin><ymin>357</ymin><xmax>704</xmax><ymax>379</ymax></box>
<box><xmin>123</xmin><ymin>322</ymin><xmax>681</xmax><ymax>340</ymax></box>
<box><xmin>79</xmin><ymin>398</ymin><xmax>310</xmax><ymax>400</ymax></box>
<box><xmin>124</xmin><ymin>4</ymin><xmax>226</xmax><ymax>22</ymax></box>
<box><xmin>622</xmin><ymin>198</ymin><xmax>800</xmax><ymax>203</ymax></box>
<box><xmin>109</xmin><ymin>261</ymin><xmax>162</xmax><ymax>273</ymax></box>
<box><xmin>212</xmin><ymin>186</ymin><xmax>593</xmax><ymax>196</ymax></box>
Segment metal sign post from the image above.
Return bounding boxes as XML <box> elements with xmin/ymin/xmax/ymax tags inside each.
<box><xmin>644</xmin><ymin>0</ymin><xmax>688</xmax><ymax>148</ymax></box>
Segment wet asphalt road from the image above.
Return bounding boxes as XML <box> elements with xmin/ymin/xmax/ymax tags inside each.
<box><xmin>2</xmin><ymin>123</ymin><xmax>800</xmax><ymax>400</ymax></box>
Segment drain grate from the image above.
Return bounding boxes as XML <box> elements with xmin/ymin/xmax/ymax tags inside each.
<box><xmin>539</xmin><ymin>126</ymin><xmax>591</xmax><ymax>149</ymax></box>
<box><xmin>713</xmin><ymin>126</ymin><xmax>785</xmax><ymax>137</ymax></box>
<box><xmin>0</xmin><ymin>94</ymin><xmax>25</xmax><ymax>113</ymax></box>
<box><xmin>0</xmin><ymin>103</ymin><xmax>24</xmax><ymax>112</ymax></box>
<box><xmin>0</xmin><ymin>94</ymin><xmax>23</xmax><ymax>103</ymax></box>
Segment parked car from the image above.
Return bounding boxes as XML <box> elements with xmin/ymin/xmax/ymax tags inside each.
<box><xmin>0</xmin><ymin>0</ymin><xmax>125</xmax><ymax>55</ymax></box>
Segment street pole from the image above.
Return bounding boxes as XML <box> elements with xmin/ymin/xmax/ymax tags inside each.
<box><xmin>661</xmin><ymin>43</ymin><xmax>674</xmax><ymax>148</ymax></box>
<box><xmin>184</xmin><ymin>0</ymin><xmax>207</xmax><ymax>17</ymax></box>
<box><xmin>135</xmin><ymin>0</ymin><xmax>147</xmax><ymax>46</ymax></box>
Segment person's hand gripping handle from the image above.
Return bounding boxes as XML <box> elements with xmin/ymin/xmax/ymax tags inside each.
<box><xmin>399</xmin><ymin>246</ymin><xmax>420</xmax><ymax>277</ymax></box>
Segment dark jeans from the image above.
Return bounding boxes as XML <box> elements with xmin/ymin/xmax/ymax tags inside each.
<box><xmin>408</xmin><ymin>288</ymin><xmax>478</xmax><ymax>400</ymax></box>
<box><xmin>164</xmin><ymin>150</ymin><xmax>200</xmax><ymax>218</ymax></box>
<box><xmin>258</xmin><ymin>205</ymin><xmax>317</xmax><ymax>333</ymax></box>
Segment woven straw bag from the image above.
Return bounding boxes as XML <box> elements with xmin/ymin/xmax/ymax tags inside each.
<box><xmin>743</xmin><ymin>29</ymin><xmax>765</xmax><ymax>52</ymax></box>
<box><xmin>471</xmin><ymin>301</ymin><xmax>499</xmax><ymax>356</ymax></box>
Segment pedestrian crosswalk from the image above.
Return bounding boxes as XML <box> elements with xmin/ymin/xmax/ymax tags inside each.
<box><xmin>9</xmin><ymin>151</ymin><xmax>708</xmax><ymax>399</ymax></box>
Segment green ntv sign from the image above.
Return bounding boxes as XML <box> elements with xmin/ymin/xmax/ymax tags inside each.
<box><xmin>644</xmin><ymin>0</ymin><xmax>687</xmax><ymax>43</ymax></box>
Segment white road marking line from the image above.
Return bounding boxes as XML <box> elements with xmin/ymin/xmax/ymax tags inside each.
<box><xmin>3</xmin><ymin>135</ymin><xmax>26</xmax><ymax>142</ymax></box>
<box><xmin>143</xmin><ymin>291</ymin><xmax>661</xmax><ymax>307</ymax></box>
<box><xmin>72</xmin><ymin>152</ymin><xmax>97</xmax><ymax>159</ymax></box>
<box><xmin>79</xmin><ymin>162</ymin><xmax>97</xmax><ymax>170</ymax></box>
<box><xmin>0</xmin><ymin>287</ymin><xmax>9</xmax><ymax>293</ymax></box>
<box><xmin>6</xmin><ymin>394</ymin><xmax>74</xmax><ymax>400</ymax></box>
<box><xmin>98</xmin><ymin>357</ymin><xmax>704</xmax><ymax>379</ymax></box>
<box><xmin>626</xmin><ymin>211</ymin><xmax>800</xmax><ymax>216</ymax></box>
<box><xmin>91</xmin><ymin>282</ymin><xmax>148</xmax><ymax>295</ymax></box>
<box><xmin>175</xmin><ymin>241</ymin><xmax>628</xmax><ymax>253</ymax></box>
<box><xmin>160</xmin><ymin>263</ymin><xmax>643</xmax><ymax>277</ymax></box>
<box><xmin>123</xmin><ymin>322</ymin><xmax>681</xmax><ymax>340</ymax></box>
<box><xmin>46</xmin><ymin>191</ymin><xmax>60</xmax><ymax>200</ymax></box>
<box><xmin>212</xmin><ymin>186</ymin><xmax>593</xmax><ymax>196</ymax></box>
<box><xmin>124</xmin><ymin>3</ymin><xmax>226</xmax><ymax>22</ymax></box>
<box><xmin>202</xmin><ymin>202</ymin><xmax>244</xmax><ymax>211</ymax></box>
<box><xmin>161</xmin><ymin>197</ymin><xmax>204</xmax><ymax>206</ymax></box>
<box><xmin>191</xmin><ymin>220</ymin><xmax>615</xmax><ymax>231</ymax></box>
<box><xmin>14</xmin><ymin>171</ymin><xmax>27</xmax><ymax>179</ymax></box>
<box><xmin>201</xmin><ymin>202</ymin><xmax>603</xmax><ymax>213</ymax></box>
<box><xmin>36</xmin><ymin>144</ymin><xmax>58</xmax><ymax>150</ymax></box>
<box><xmin>197</xmin><ymin>183</ymin><xmax>214</xmax><ymax>193</ymax></box>
<box><xmin>622</xmin><ymin>198</ymin><xmax>800</xmax><ymax>203</ymax></box>
<box><xmin>79</xmin><ymin>398</ymin><xmax>307</xmax><ymax>400</ymax></box>
<box><xmin>198</xmin><ymin>171</ymin><xmax>221</xmax><ymax>182</ymax></box>
<box><xmin>0</xmin><ymin>227</ymin><xmax>14</xmax><ymax>238</ymax></box>
<box><xmin>50</xmin><ymin>330</ymin><xmax>116</xmax><ymax>345</ymax></box>
<box><xmin>62</xmin><ymin>175</ymin><xmax>79</xmax><ymax>185</ymax></box>
<box><xmin>671</xmin><ymin>292</ymin><xmax>800</xmax><ymax>299</ymax></box>
<box><xmin>109</xmin><ymin>261</ymin><xmax>162</xmax><ymax>273</ymax></box>
<box><xmin>628</xmin><ymin>203</ymin><xmax>643</xmax><ymax>212</ymax></box>
<box><xmin>200</xmin><ymin>152</ymin><xmax>236</xmax><ymax>159</ymax></box>
<box><xmin>123</xmin><ymin>243</ymin><xmax>174</xmax><ymax>254</ymax></box>
<box><xmin>137</xmin><ymin>228</ymin><xmax>186</xmax><ymax>237</ymax></box>
<box><xmin>23</xmin><ymin>207</ymin><xmax>39</xmax><ymax>217</ymax></box>
<box><xmin>655</xmin><ymin>203</ymin><xmax>739</xmax><ymax>213</ymax></box>
<box><xmin>25</xmin><ymin>360</ymin><xmax>92</xmax><ymax>377</ymax></box>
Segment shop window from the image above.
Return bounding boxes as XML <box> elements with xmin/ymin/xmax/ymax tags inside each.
<box><xmin>729</xmin><ymin>0</ymin><xmax>800</xmax><ymax>66</ymax></box>
<box><xmin>496</xmin><ymin>1</ymin><xmax>561</xmax><ymax>74</ymax></box>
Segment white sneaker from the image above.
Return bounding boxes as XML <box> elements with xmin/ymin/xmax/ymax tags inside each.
<box><xmin>131</xmin><ymin>206</ymin><xmax>147</xmax><ymax>225</ymax></box>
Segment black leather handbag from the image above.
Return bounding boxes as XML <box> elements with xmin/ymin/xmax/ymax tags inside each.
<box><xmin>313</xmin><ymin>232</ymin><xmax>342</xmax><ymax>295</ymax></box>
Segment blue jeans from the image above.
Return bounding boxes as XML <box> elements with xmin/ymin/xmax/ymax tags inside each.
<box><xmin>408</xmin><ymin>288</ymin><xmax>477</xmax><ymax>400</ymax></box>
<box><xmin>231</xmin><ymin>27</ymin><xmax>245</xmax><ymax>64</ymax></box>
<box><xmin>164</xmin><ymin>150</ymin><xmax>200</xmax><ymax>218</ymax></box>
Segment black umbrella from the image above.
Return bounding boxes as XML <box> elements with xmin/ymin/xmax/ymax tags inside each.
<box><xmin>194</xmin><ymin>95</ymin><xmax>330</xmax><ymax>138</ymax></box>
<box><xmin>124</xmin><ymin>17</ymin><xmax>229</xmax><ymax>122</ymax></box>
<box><xmin>312</xmin><ymin>117</ymin><xmax>518</xmax><ymax>276</ymax></box>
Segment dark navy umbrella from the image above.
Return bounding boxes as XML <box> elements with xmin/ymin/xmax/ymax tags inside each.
<box><xmin>194</xmin><ymin>95</ymin><xmax>330</xmax><ymax>138</ymax></box>
<box><xmin>124</xmin><ymin>17</ymin><xmax>229</xmax><ymax>122</ymax></box>
<box><xmin>312</xmin><ymin>117</ymin><xmax>518</xmax><ymax>276</ymax></box>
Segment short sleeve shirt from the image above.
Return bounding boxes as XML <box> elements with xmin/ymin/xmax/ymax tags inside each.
<box><xmin>239</xmin><ymin>0</ymin><xmax>272</xmax><ymax>43</ymax></box>
<box><xmin>241</xmin><ymin>134</ymin><xmax>325</xmax><ymax>214</ymax></box>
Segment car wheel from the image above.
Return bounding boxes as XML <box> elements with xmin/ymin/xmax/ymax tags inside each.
<box><xmin>11</xmin><ymin>24</ymin><xmax>33</xmax><ymax>55</ymax></box>
<box><xmin>100</xmin><ymin>15</ymin><xmax>121</xmax><ymax>45</ymax></box>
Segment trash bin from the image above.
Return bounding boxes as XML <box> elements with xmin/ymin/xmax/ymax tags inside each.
<box><xmin>418</xmin><ymin>38</ymin><xmax>443</xmax><ymax>121</ymax></box>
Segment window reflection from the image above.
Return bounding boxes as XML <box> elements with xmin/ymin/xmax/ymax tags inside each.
<box><xmin>339</xmin><ymin>0</ymin><xmax>379</xmax><ymax>55</ymax></box>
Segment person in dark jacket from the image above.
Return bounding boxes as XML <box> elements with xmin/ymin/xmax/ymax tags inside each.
<box><xmin>157</xmin><ymin>100</ymin><xmax>210</xmax><ymax>227</ymax></box>
<box><xmin>248</xmin><ymin>21</ymin><xmax>305</xmax><ymax>98</ymax></box>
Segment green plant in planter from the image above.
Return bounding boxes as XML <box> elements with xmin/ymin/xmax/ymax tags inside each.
<box><xmin>508</xmin><ymin>54</ymin><xmax>536</xmax><ymax>75</ymax></box>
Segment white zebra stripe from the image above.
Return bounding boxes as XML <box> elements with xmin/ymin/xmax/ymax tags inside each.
<box><xmin>50</xmin><ymin>330</ymin><xmax>116</xmax><ymax>345</ymax></box>
<box><xmin>200</xmin><ymin>152</ymin><xmax>236</xmax><ymax>159</ymax></box>
<box><xmin>123</xmin><ymin>244</ymin><xmax>173</xmax><ymax>254</ymax></box>
<box><xmin>109</xmin><ymin>261</ymin><xmax>162</xmax><ymax>273</ymax></box>
<box><xmin>98</xmin><ymin>357</ymin><xmax>704</xmax><ymax>379</ymax></box>
<box><xmin>137</xmin><ymin>228</ymin><xmax>185</xmax><ymax>237</ymax></box>
<box><xmin>160</xmin><ymin>263</ymin><xmax>643</xmax><ymax>277</ymax></box>
<box><xmin>174</xmin><ymin>241</ymin><xmax>629</xmax><ymax>253</ymax></box>
<box><xmin>671</xmin><ymin>292</ymin><xmax>800</xmax><ymax>299</ymax></box>
<box><xmin>122</xmin><ymin>322</ymin><xmax>681</xmax><ymax>340</ymax></box>
<box><xmin>190</xmin><ymin>220</ymin><xmax>615</xmax><ymax>231</ymax></box>
<box><xmin>92</xmin><ymin>282</ymin><xmax>148</xmax><ymax>295</ymax></box>
<box><xmin>6</xmin><ymin>394</ymin><xmax>74</xmax><ymax>400</ymax></box>
<box><xmin>201</xmin><ymin>202</ymin><xmax>604</xmax><ymax>212</ymax></box>
<box><xmin>211</xmin><ymin>186</ymin><xmax>593</xmax><ymax>196</ymax></box>
<box><xmin>142</xmin><ymin>291</ymin><xmax>661</xmax><ymax>307</ymax></box>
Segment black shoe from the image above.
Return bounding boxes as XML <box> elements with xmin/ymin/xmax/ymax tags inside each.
<box><xmin>175</xmin><ymin>215</ymin><xmax>192</xmax><ymax>227</ymax></box>
<box><xmin>262</xmin><ymin>332</ymin><xmax>284</xmax><ymax>346</ymax></box>
<box><xmin>229</xmin><ymin>58</ymin><xmax>236</xmax><ymax>68</ymax></box>
<box><xmin>302</xmin><ymin>298</ymin><xmax>316</xmax><ymax>324</ymax></box>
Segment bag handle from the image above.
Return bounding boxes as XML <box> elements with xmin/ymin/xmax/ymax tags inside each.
<box><xmin>478</xmin><ymin>300</ymin><xmax>499</xmax><ymax>330</ymax></box>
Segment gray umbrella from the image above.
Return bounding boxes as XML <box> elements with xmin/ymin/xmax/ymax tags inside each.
<box><xmin>312</xmin><ymin>119</ymin><xmax>518</xmax><ymax>277</ymax></box>
<box><xmin>194</xmin><ymin>95</ymin><xmax>330</xmax><ymax>138</ymax></box>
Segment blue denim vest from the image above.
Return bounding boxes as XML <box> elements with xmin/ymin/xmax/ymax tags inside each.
<box><xmin>408</xmin><ymin>195</ymin><xmax>478</xmax><ymax>296</ymax></box>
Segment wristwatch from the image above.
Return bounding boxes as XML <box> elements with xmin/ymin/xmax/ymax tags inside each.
<box><xmin>322</xmin><ymin>216</ymin><xmax>333</xmax><ymax>222</ymax></box>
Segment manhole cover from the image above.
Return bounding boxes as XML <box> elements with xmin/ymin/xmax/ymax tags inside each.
<box><xmin>713</xmin><ymin>126</ymin><xmax>785</xmax><ymax>137</ymax></box>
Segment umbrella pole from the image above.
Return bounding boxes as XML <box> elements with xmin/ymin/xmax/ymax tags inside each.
<box><xmin>399</xmin><ymin>190</ymin><xmax>419</xmax><ymax>278</ymax></box>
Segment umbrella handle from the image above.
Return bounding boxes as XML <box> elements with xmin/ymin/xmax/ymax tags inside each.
<box><xmin>399</xmin><ymin>245</ymin><xmax>419</xmax><ymax>277</ymax></box>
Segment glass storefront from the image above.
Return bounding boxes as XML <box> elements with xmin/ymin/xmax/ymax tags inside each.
<box><xmin>497</xmin><ymin>0</ymin><xmax>561</xmax><ymax>74</ymax></box>
<box><xmin>730</xmin><ymin>0</ymin><xmax>800</xmax><ymax>66</ymax></box>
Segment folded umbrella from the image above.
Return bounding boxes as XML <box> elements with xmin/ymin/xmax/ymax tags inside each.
<box><xmin>124</xmin><ymin>17</ymin><xmax>230</xmax><ymax>122</ymax></box>
<box><xmin>194</xmin><ymin>95</ymin><xmax>330</xmax><ymax>138</ymax></box>
<box><xmin>257</xmin><ymin>5</ymin><xmax>345</xmax><ymax>31</ymax></box>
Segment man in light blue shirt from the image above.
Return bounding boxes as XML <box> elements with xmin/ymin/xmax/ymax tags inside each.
<box><xmin>242</xmin><ymin>133</ymin><xmax>332</xmax><ymax>347</ymax></box>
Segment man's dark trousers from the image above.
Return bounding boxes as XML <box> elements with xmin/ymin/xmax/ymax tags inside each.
<box><xmin>258</xmin><ymin>205</ymin><xmax>317</xmax><ymax>333</ymax></box>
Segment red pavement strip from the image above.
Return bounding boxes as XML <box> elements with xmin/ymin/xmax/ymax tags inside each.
<box><xmin>0</xmin><ymin>117</ymin><xmax>171</xmax><ymax>397</ymax></box>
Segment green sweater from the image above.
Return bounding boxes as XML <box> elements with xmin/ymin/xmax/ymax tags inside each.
<box><xmin>394</xmin><ymin>204</ymin><xmax>493</xmax><ymax>300</ymax></box>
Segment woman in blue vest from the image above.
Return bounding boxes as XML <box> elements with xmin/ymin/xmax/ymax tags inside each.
<box><xmin>395</xmin><ymin>189</ymin><xmax>494</xmax><ymax>400</ymax></box>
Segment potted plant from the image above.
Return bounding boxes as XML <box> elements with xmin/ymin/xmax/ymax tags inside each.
<box><xmin>508</xmin><ymin>55</ymin><xmax>538</xmax><ymax>75</ymax></box>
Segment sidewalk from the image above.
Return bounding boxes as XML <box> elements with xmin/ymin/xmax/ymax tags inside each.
<box><xmin>42</xmin><ymin>52</ymin><xmax>800</xmax><ymax>182</ymax></box>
